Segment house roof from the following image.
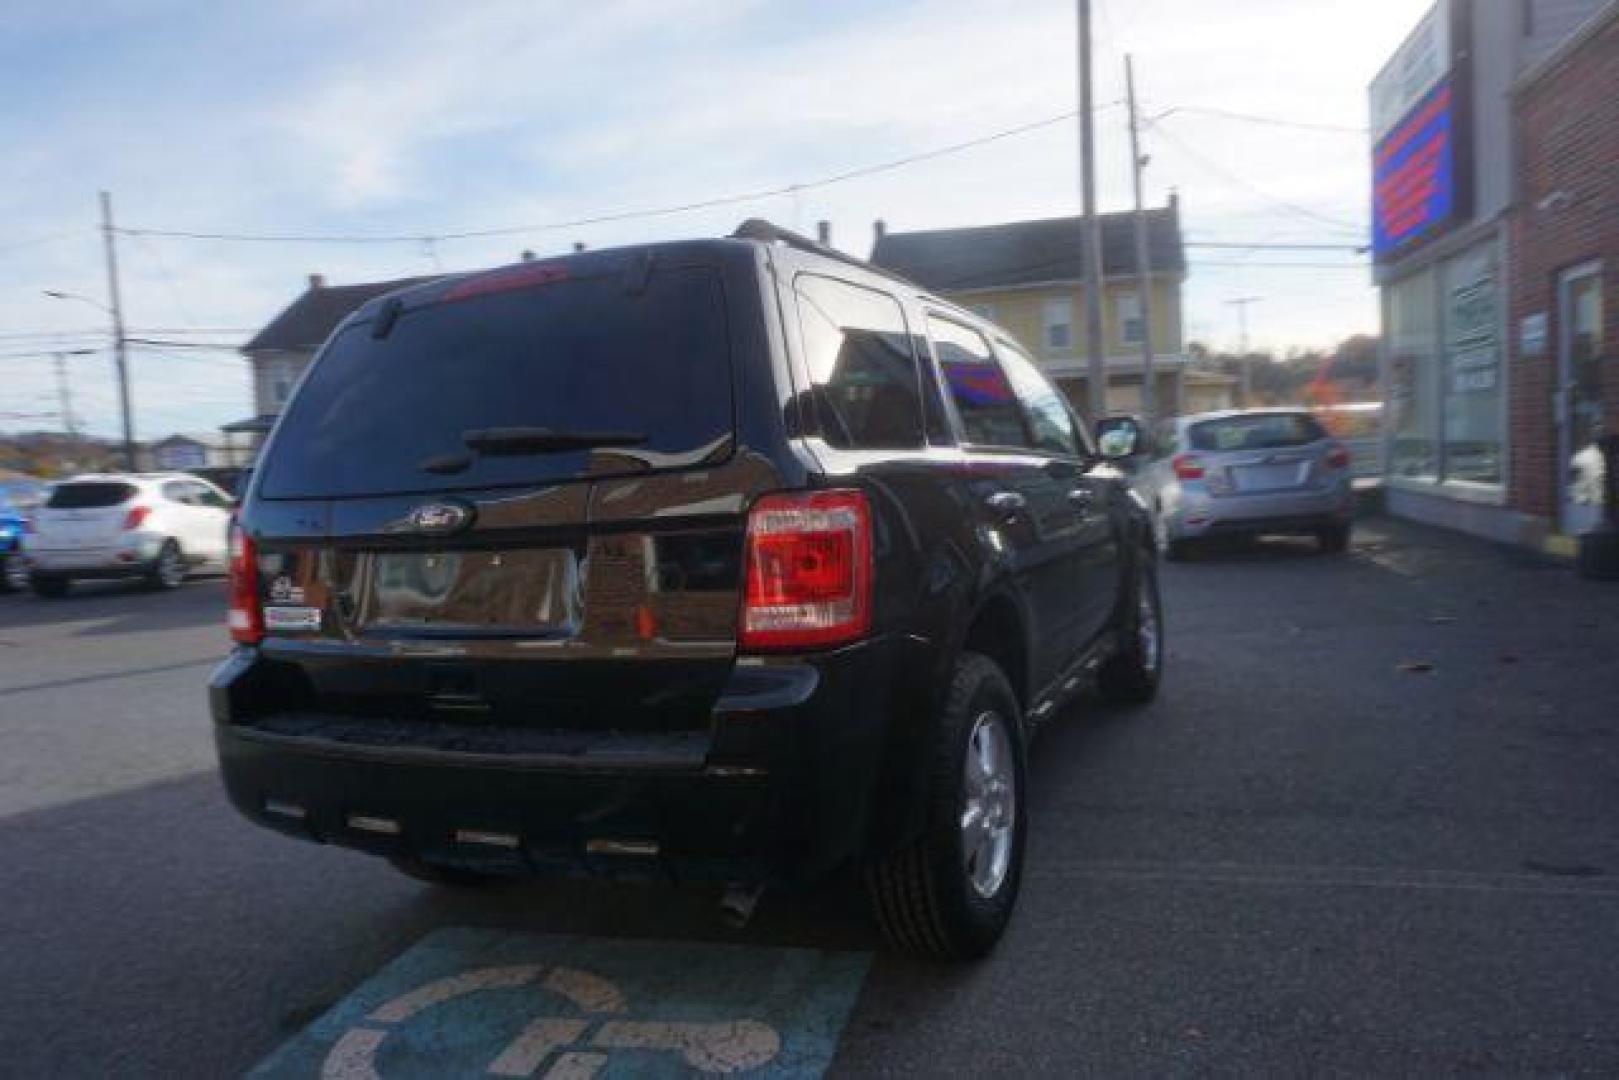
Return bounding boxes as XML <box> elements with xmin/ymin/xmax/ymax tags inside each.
<box><xmin>243</xmin><ymin>276</ymin><xmax>440</xmax><ymax>353</ymax></box>
<box><xmin>868</xmin><ymin>206</ymin><xmax>1185</xmax><ymax>293</ymax></box>
<box><xmin>152</xmin><ymin>431</ymin><xmax>231</xmax><ymax>449</ymax></box>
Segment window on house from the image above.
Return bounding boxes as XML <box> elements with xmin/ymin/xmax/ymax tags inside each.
<box><xmin>1042</xmin><ymin>298</ymin><xmax>1073</xmax><ymax>352</ymax></box>
<box><xmin>1116</xmin><ymin>291</ymin><xmax>1146</xmax><ymax>345</ymax></box>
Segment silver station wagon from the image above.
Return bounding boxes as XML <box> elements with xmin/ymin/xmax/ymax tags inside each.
<box><xmin>1101</xmin><ymin>408</ymin><xmax>1355</xmax><ymax>560</ymax></box>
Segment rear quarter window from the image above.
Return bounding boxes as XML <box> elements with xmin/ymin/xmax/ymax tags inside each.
<box><xmin>794</xmin><ymin>274</ymin><xmax>924</xmax><ymax>450</ymax></box>
<box><xmin>46</xmin><ymin>482</ymin><xmax>137</xmax><ymax>509</ymax></box>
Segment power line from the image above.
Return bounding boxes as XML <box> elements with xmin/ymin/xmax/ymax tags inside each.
<box><xmin>1190</xmin><ymin>259</ymin><xmax>1369</xmax><ymax>269</ymax></box>
<box><xmin>1185</xmin><ymin>240</ymin><xmax>1365</xmax><ymax>252</ymax></box>
<box><xmin>115</xmin><ymin>105</ymin><xmax>1123</xmax><ymax>246</ymax></box>
<box><xmin>125</xmin><ymin>338</ymin><xmax>242</xmax><ymax>350</ymax></box>
<box><xmin>1146</xmin><ymin>123</ymin><xmax>1363</xmax><ymax>234</ymax></box>
<box><xmin>1149</xmin><ymin>105</ymin><xmax>1366</xmax><ymax>135</ymax></box>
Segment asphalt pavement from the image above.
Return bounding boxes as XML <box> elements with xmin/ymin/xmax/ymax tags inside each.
<box><xmin>1</xmin><ymin>518</ymin><xmax>1617</xmax><ymax>1077</ymax></box>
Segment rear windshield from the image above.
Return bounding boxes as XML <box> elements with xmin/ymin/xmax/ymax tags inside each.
<box><xmin>1189</xmin><ymin>413</ymin><xmax>1327</xmax><ymax>453</ymax></box>
<box><xmin>46</xmin><ymin>482</ymin><xmax>136</xmax><ymax>509</ymax></box>
<box><xmin>259</xmin><ymin>266</ymin><xmax>733</xmax><ymax>499</ymax></box>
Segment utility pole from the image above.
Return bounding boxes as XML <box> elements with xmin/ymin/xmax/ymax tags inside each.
<box><xmin>99</xmin><ymin>191</ymin><xmax>136</xmax><ymax>469</ymax></box>
<box><xmin>1077</xmin><ymin>0</ymin><xmax>1108</xmax><ymax>423</ymax></box>
<box><xmin>1226</xmin><ymin>296</ymin><xmax>1262</xmax><ymax>405</ymax></box>
<box><xmin>51</xmin><ymin>349</ymin><xmax>93</xmax><ymax>439</ymax></box>
<box><xmin>1125</xmin><ymin>54</ymin><xmax>1156</xmax><ymax>425</ymax></box>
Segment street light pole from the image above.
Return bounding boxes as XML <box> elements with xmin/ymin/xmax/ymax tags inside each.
<box><xmin>51</xmin><ymin>349</ymin><xmax>93</xmax><ymax>439</ymax></box>
<box><xmin>1125</xmin><ymin>54</ymin><xmax>1156</xmax><ymax>425</ymax></box>
<box><xmin>99</xmin><ymin>191</ymin><xmax>136</xmax><ymax>469</ymax></box>
<box><xmin>1077</xmin><ymin>0</ymin><xmax>1108</xmax><ymax>424</ymax></box>
<box><xmin>1226</xmin><ymin>296</ymin><xmax>1262</xmax><ymax>405</ymax></box>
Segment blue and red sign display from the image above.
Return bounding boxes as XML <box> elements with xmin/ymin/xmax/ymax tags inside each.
<box><xmin>1373</xmin><ymin>79</ymin><xmax>1455</xmax><ymax>259</ymax></box>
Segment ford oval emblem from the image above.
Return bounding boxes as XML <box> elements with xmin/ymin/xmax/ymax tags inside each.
<box><xmin>407</xmin><ymin>501</ymin><xmax>474</xmax><ymax>535</ymax></box>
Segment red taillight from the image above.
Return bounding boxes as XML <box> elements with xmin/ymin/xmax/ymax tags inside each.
<box><xmin>1326</xmin><ymin>444</ymin><xmax>1351</xmax><ymax>470</ymax></box>
<box><xmin>227</xmin><ymin>520</ymin><xmax>263</xmax><ymax>645</ymax></box>
<box><xmin>122</xmin><ymin>505</ymin><xmax>151</xmax><ymax>530</ymax></box>
<box><xmin>442</xmin><ymin>262</ymin><xmax>569</xmax><ymax>303</ymax></box>
<box><xmin>1172</xmin><ymin>454</ymin><xmax>1206</xmax><ymax>480</ymax></box>
<box><xmin>739</xmin><ymin>490</ymin><xmax>872</xmax><ymax>651</ymax></box>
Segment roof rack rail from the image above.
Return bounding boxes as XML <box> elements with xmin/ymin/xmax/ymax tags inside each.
<box><xmin>730</xmin><ymin>218</ymin><xmax>917</xmax><ymax>288</ymax></box>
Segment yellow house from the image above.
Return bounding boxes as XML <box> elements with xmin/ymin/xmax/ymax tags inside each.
<box><xmin>869</xmin><ymin>197</ymin><xmax>1234</xmax><ymax>422</ymax></box>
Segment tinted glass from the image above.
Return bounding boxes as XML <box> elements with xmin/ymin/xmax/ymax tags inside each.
<box><xmin>46</xmin><ymin>482</ymin><xmax>137</xmax><ymax>509</ymax></box>
<box><xmin>996</xmin><ymin>340</ymin><xmax>1081</xmax><ymax>457</ymax></box>
<box><xmin>1190</xmin><ymin>413</ymin><xmax>1327</xmax><ymax>452</ymax></box>
<box><xmin>795</xmin><ymin>275</ymin><xmax>923</xmax><ymax>449</ymax></box>
<box><xmin>161</xmin><ymin>481</ymin><xmax>192</xmax><ymax>505</ymax></box>
<box><xmin>930</xmin><ymin>317</ymin><xmax>1032</xmax><ymax>450</ymax></box>
<box><xmin>260</xmin><ymin>267</ymin><xmax>733</xmax><ymax>499</ymax></box>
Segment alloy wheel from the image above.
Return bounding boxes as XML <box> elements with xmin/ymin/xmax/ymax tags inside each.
<box><xmin>961</xmin><ymin>709</ymin><xmax>1017</xmax><ymax>899</ymax></box>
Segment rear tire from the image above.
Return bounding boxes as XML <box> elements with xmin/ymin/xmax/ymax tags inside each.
<box><xmin>0</xmin><ymin>554</ymin><xmax>26</xmax><ymax>594</ymax></box>
<box><xmin>1317</xmin><ymin>524</ymin><xmax>1351</xmax><ymax>554</ymax></box>
<box><xmin>1099</xmin><ymin>554</ymin><xmax>1163</xmax><ymax>704</ymax></box>
<box><xmin>145</xmin><ymin>541</ymin><xmax>186</xmax><ymax>590</ymax></box>
<box><xmin>389</xmin><ymin>856</ymin><xmax>512</xmax><ymax>889</ymax></box>
<box><xmin>866</xmin><ymin>652</ymin><xmax>1026</xmax><ymax>960</ymax></box>
<box><xmin>30</xmin><ymin>574</ymin><xmax>69</xmax><ymax>599</ymax></box>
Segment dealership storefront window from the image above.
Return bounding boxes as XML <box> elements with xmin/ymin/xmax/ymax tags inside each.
<box><xmin>1385</xmin><ymin>240</ymin><xmax>1504</xmax><ymax>490</ymax></box>
<box><xmin>1388</xmin><ymin>269</ymin><xmax>1438</xmax><ymax>480</ymax></box>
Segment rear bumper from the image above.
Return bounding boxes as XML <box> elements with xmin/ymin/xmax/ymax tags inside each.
<box><xmin>210</xmin><ymin>635</ymin><xmax>910</xmax><ymax>884</ymax></box>
<box><xmin>1167</xmin><ymin>483</ymin><xmax>1352</xmax><ymax>540</ymax></box>
<box><xmin>23</xmin><ymin>536</ymin><xmax>165</xmax><ymax>576</ymax></box>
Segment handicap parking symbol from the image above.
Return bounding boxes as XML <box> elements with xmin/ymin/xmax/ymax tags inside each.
<box><xmin>252</xmin><ymin>929</ymin><xmax>870</xmax><ymax>1078</ymax></box>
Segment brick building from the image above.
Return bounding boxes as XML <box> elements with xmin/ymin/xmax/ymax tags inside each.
<box><xmin>1508</xmin><ymin>4</ymin><xmax>1618</xmax><ymax>543</ymax></box>
<box><xmin>1371</xmin><ymin>0</ymin><xmax>1614</xmax><ymax>550</ymax></box>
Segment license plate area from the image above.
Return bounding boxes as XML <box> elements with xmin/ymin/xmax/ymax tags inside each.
<box><xmin>1231</xmin><ymin>462</ymin><xmax>1307</xmax><ymax>492</ymax></box>
<box><xmin>365</xmin><ymin>549</ymin><xmax>581</xmax><ymax>633</ymax></box>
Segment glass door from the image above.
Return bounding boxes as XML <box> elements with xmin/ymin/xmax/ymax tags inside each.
<box><xmin>1557</xmin><ymin>264</ymin><xmax>1605</xmax><ymax>536</ymax></box>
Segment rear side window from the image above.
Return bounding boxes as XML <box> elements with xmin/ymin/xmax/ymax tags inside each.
<box><xmin>929</xmin><ymin>317</ymin><xmax>1032</xmax><ymax>450</ymax></box>
<box><xmin>1189</xmin><ymin>413</ymin><xmax>1327</xmax><ymax>452</ymax></box>
<box><xmin>794</xmin><ymin>274</ymin><xmax>923</xmax><ymax>450</ymax></box>
<box><xmin>259</xmin><ymin>266</ymin><xmax>733</xmax><ymax>499</ymax></box>
<box><xmin>46</xmin><ymin>482</ymin><xmax>136</xmax><ymax>509</ymax></box>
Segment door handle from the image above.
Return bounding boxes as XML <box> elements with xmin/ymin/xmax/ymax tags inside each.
<box><xmin>1067</xmin><ymin>487</ymin><xmax>1094</xmax><ymax>509</ymax></box>
<box><xmin>985</xmin><ymin>491</ymin><xmax>1027</xmax><ymax>520</ymax></box>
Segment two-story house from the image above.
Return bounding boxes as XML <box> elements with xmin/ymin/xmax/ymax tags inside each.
<box><xmin>869</xmin><ymin>197</ymin><xmax>1231</xmax><ymax>422</ymax></box>
<box><xmin>223</xmin><ymin>272</ymin><xmax>436</xmax><ymax>455</ymax></box>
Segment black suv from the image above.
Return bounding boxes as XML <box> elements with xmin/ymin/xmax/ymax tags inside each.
<box><xmin>211</xmin><ymin>221</ymin><xmax>1163</xmax><ymax>959</ymax></box>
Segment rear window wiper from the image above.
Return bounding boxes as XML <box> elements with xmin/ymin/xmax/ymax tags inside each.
<box><xmin>462</xmin><ymin>427</ymin><xmax>647</xmax><ymax>454</ymax></box>
<box><xmin>416</xmin><ymin>428</ymin><xmax>648</xmax><ymax>475</ymax></box>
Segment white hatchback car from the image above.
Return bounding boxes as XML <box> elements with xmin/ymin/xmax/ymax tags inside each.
<box><xmin>23</xmin><ymin>474</ymin><xmax>234</xmax><ymax>596</ymax></box>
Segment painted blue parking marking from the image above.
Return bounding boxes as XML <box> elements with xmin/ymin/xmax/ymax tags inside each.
<box><xmin>252</xmin><ymin>928</ymin><xmax>870</xmax><ymax>1078</ymax></box>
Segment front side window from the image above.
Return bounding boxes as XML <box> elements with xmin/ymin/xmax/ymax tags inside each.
<box><xmin>794</xmin><ymin>274</ymin><xmax>924</xmax><ymax>450</ymax></box>
<box><xmin>996</xmin><ymin>339</ymin><xmax>1082</xmax><ymax>457</ymax></box>
<box><xmin>1043</xmin><ymin>297</ymin><xmax>1073</xmax><ymax>353</ymax></box>
<box><xmin>929</xmin><ymin>317</ymin><xmax>1033</xmax><ymax>450</ymax></box>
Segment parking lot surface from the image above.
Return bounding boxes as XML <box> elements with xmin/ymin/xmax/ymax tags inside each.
<box><xmin>2</xmin><ymin>518</ymin><xmax>1617</xmax><ymax>1076</ymax></box>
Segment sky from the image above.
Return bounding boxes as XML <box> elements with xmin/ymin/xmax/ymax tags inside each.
<box><xmin>0</xmin><ymin>0</ymin><xmax>1429</xmax><ymax>440</ymax></box>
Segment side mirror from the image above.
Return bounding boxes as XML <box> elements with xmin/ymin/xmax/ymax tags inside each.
<box><xmin>1095</xmin><ymin>416</ymin><xmax>1145</xmax><ymax>460</ymax></box>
